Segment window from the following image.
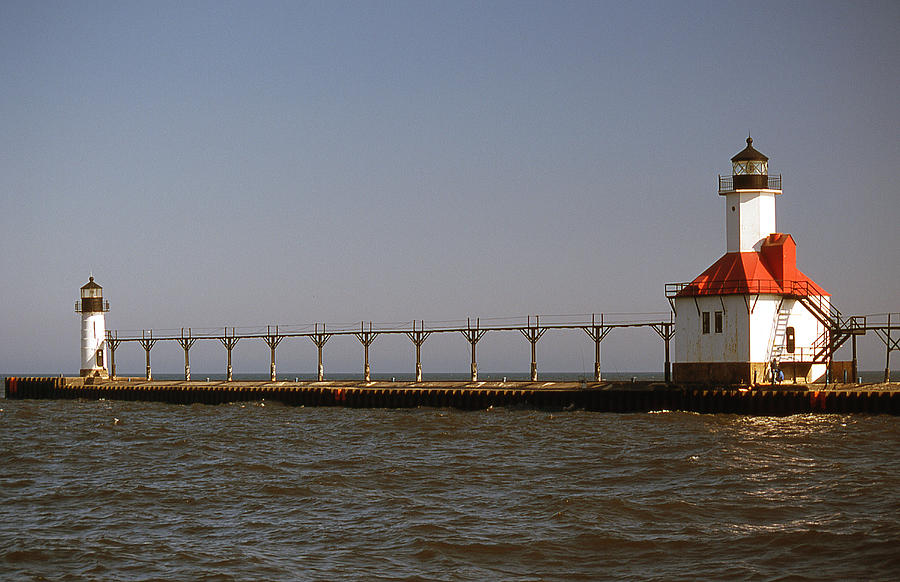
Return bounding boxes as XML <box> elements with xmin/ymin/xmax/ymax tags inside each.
<box><xmin>732</xmin><ymin>160</ymin><xmax>768</xmax><ymax>175</ymax></box>
<box><xmin>786</xmin><ymin>327</ymin><xmax>795</xmax><ymax>353</ymax></box>
<box><xmin>702</xmin><ymin>312</ymin><xmax>710</xmax><ymax>334</ymax></box>
<box><xmin>715</xmin><ymin>311</ymin><xmax>723</xmax><ymax>334</ymax></box>
<box><xmin>96</xmin><ymin>349</ymin><xmax>104</xmax><ymax>366</ymax></box>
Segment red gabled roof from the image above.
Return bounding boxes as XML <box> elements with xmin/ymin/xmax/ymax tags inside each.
<box><xmin>676</xmin><ymin>233</ymin><xmax>828</xmax><ymax>297</ymax></box>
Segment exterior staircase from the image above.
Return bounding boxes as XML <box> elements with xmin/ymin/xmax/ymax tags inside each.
<box><xmin>785</xmin><ymin>281</ymin><xmax>864</xmax><ymax>362</ymax></box>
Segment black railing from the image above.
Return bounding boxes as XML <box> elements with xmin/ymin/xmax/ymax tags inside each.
<box><xmin>75</xmin><ymin>300</ymin><xmax>110</xmax><ymax>313</ymax></box>
<box><xmin>718</xmin><ymin>174</ymin><xmax>781</xmax><ymax>193</ymax></box>
<box><xmin>667</xmin><ymin>279</ymin><xmax>836</xmax><ymax>306</ymax></box>
<box><xmin>666</xmin><ymin>278</ymin><xmax>794</xmax><ymax>298</ymax></box>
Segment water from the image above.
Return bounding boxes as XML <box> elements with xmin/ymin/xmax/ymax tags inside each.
<box><xmin>2</xmin><ymin>398</ymin><xmax>899</xmax><ymax>580</ymax></box>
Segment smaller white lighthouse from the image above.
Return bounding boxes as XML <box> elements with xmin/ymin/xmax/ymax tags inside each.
<box><xmin>76</xmin><ymin>276</ymin><xmax>109</xmax><ymax>378</ymax></box>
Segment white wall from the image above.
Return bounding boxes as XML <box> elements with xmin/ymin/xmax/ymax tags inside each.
<box><xmin>674</xmin><ymin>294</ymin><xmax>749</xmax><ymax>362</ymax></box>
<box><xmin>748</xmin><ymin>295</ymin><xmax>780</xmax><ymax>362</ymax></box>
<box><xmin>725</xmin><ymin>191</ymin><xmax>777</xmax><ymax>252</ymax></box>
<box><xmin>747</xmin><ymin>295</ymin><xmax>829</xmax><ymax>364</ymax></box>
<box><xmin>80</xmin><ymin>312</ymin><xmax>106</xmax><ymax>372</ymax></box>
<box><xmin>676</xmin><ymin>292</ymin><xmax>831</xmax><ymax>369</ymax></box>
<box><xmin>783</xmin><ymin>296</ymin><xmax>828</xmax><ymax>358</ymax></box>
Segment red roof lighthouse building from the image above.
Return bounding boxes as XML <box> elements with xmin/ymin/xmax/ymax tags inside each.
<box><xmin>667</xmin><ymin>138</ymin><xmax>833</xmax><ymax>384</ymax></box>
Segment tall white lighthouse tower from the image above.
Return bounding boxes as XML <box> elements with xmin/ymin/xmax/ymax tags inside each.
<box><xmin>725</xmin><ymin>137</ymin><xmax>777</xmax><ymax>252</ymax></box>
<box><xmin>76</xmin><ymin>276</ymin><xmax>109</xmax><ymax>378</ymax></box>
<box><xmin>667</xmin><ymin>138</ymin><xmax>832</xmax><ymax>384</ymax></box>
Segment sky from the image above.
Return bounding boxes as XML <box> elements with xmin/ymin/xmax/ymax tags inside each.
<box><xmin>2</xmin><ymin>0</ymin><xmax>898</xmax><ymax>375</ymax></box>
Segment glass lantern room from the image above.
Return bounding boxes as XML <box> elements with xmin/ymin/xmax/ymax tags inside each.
<box><xmin>77</xmin><ymin>276</ymin><xmax>108</xmax><ymax>313</ymax></box>
<box><xmin>732</xmin><ymin>159</ymin><xmax>768</xmax><ymax>176</ymax></box>
<box><xmin>81</xmin><ymin>276</ymin><xmax>102</xmax><ymax>298</ymax></box>
<box><xmin>730</xmin><ymin>136</ymin><xmax>770</xmax><ymax>189</ymax></box>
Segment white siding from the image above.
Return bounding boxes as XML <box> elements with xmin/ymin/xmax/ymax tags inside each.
<box><xmin>80</xmin><ymin>312</ymin><xmax>106</xmax><ymax>372</ymax></box>
<box><xmin>725</xmin><ymin>191</ymin><xmax>777</xmax><ymax>252</ymax></box>
<box><xmin>748</xmin><ymin>295</ymin><xmax>781</xmax><ymax>362</ymax></box>
<box><xmin>676</xmin><ymin>292</ymin><xmax>828</xmax><ymax>376</ymax></box>
<box><xmin>673</xmin><ymin>295</ymin><xmax>749</xmax><ymax>362</ymax></box>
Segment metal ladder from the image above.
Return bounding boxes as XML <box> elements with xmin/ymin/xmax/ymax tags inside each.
<box><xmin>770</xmin><ymin>299</ymin><xmax>792</xmax><ymax>364</ymax></box>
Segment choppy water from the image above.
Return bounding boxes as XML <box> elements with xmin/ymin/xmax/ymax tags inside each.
<box><xmin>1</xmin><ymin>398</ymin><xmax>898</xmax><ymax>581</ymax></box>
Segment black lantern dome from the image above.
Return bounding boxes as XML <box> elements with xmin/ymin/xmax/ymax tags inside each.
<box><xmin>730</xmin><ymin>136</ymin><xmax>769</xmax><ymax>189</ymax></box>
<box><xmin>76</xmin><ymin>276</ymin><xmax>108</xmax><ymax>313</ymax></box>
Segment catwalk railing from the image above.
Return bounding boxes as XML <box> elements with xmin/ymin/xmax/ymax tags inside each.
<box><xmin>105</xmin><ymin>313</ymin><xmax>675</xmax><ymax>383</ymax></box>
<box><xmin>717</xmin><ymin>174</ymin><xmax>782</xmax><ymax>193</ymax></box>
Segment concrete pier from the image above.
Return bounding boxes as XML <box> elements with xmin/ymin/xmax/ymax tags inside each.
<box><xmin>5</xmin><ymin>377</ymin><xmax>900</xmax><ymax>415</ymax></box>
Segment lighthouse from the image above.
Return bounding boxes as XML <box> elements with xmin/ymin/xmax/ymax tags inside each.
<box><xmin>76</xmin><ymin>276</ymin><xmax>110</xmax><ymax>378</ymax></box>
<box><xmin>667</xmin><ymin>138</ymin><xmax>832</xmax><ymax>384</ymax></box>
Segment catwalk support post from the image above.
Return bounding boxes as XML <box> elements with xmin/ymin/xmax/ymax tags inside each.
<box><xmin>106</xmin><ymin>331</ymin><xmax>121</xmax><ymax>379</ymax></box>
<box><xmin>887</xmin><ymin>313</ymin><xmax>893</xmax><ymax>383</ymax></box>
<box><xmin>582</xmin><ymin>314</ymin><xmax>612</xmax><ymax>382</ymax></box>
<box><xmin>651</xmin><ymin>317</ymin><xmax>675</xmax><ymax>383</ymax></box>
<box><xmin>460</xmin><ymin>318</ymin><xmax>486</xmax><ymax>382</ymax></box>
<box><xmin>310</xmin><ymin>324</ymin><xmax>332</xmax><ymax>381</ymax></box>
<box><xmin>520</xmin><ymin>315</ymin><xmax>546</xmax><ymax>381</ymax></box>
<box><xmin>264</xmin><ymin>325</ymin><xmax>284</xmax><ymax>381</ymax></box>
<box><xmin>354</xmin><ymin>322</ymin><xmax>379</xmax><ymax>382</ymax></box>
<box><xmin>177</xmin><ymin>328</ymin><xmax>197</xmax><ymax>381</ymax></box>
<box><xmin>139</xmin><ymin>330</ymin><xmax>157</xmax><ymax>381</ymax></box>
<box><xmin>872</xmin><ymin>313</ymin><xmax>899</xmax><ymax>383</ymax></box>
<box><xmin>219</xmin><ymin>328</ymin><xmax>240</xmax><ymax>382</ymax></box>
<box><xmin>405</xmin><ymin>321</ymin><xmax>431</xmax><ymax>382</ymax></box>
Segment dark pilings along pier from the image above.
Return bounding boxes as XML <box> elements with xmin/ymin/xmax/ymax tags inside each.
<box><xmin>5</xmin><ymin>377</ymin><xmax>900</xmax><ymax>415</ymax></box>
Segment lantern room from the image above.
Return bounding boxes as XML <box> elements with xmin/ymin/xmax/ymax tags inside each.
<box><xmin>76</xmin><ymin>276</ymin><xmax>109</xmax><ymax>314</ymax></box>
<box><xmin>729</xmin><ymin>136</ymin><xmax>770</xmax><ymax>190</ymax></box>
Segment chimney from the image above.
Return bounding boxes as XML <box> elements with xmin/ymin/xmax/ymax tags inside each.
<box><xmin>761</xmin><ymin>233</ymin><xmax>797</xmax><ymax>284</ymax></box>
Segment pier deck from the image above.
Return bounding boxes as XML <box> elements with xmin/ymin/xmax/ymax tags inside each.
<box><xmin>5</xmin><ymin>377</ymin><xmax>900</xmax><ymax>415</ymax></box>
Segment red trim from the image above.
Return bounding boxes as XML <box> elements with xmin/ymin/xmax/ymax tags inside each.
<box><xmin>676</xmin><ymin>233</ymin><xmax>828</xmax><ymax>297</ymax></box>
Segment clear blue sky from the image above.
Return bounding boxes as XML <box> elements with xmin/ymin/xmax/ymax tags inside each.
<box><xmin>2</xmin><ymin>0</ymin><xmax>898</xmax><ymax>375</ymax></box>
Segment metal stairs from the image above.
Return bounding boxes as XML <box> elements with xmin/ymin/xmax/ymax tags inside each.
<box><xmin>788</xmin><ymin>283</ymin><xmax>864</xmax><ymax>362</ymax></box>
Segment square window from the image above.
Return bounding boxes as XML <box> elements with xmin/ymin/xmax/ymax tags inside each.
<box><xmin>702</xmin><ymin>312</ymin><xmax>710</xmax><ymax>334</ymax></box>
<box><xmin>715</xmin><ymin>311</ymin><xmax>723</xmax><ymax>333</ymax></box>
